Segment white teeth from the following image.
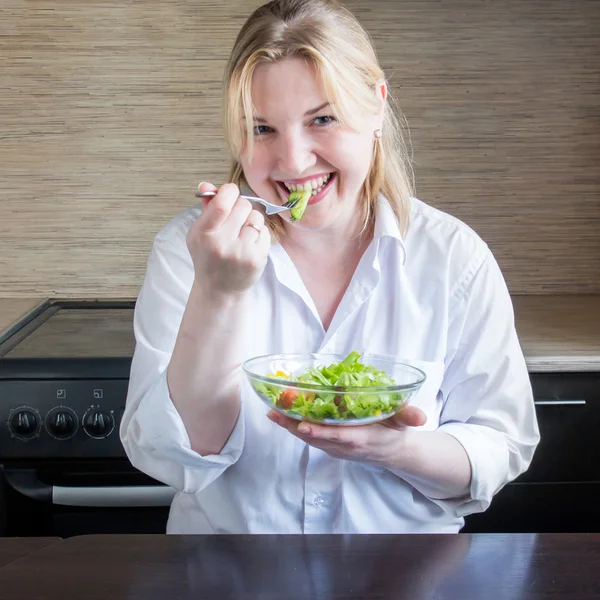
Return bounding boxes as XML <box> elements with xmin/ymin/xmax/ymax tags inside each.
<box><xmin>281</xmin><ymin>173</ymin><xmax>333</xmax><ymax>194</ymax></box>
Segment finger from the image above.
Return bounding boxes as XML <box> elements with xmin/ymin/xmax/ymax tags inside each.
<box><xmin>267</xmin><ymin>412</ymin><xmax>358</xmax><ymax>457</ymax></box>
<box><xmin>266</xmin><ymin>412</ymin><xmax>310</xmax><ymax>441</ymax></box>
<box><xmin>272</xmin><ymin>412</ymin><xmax>356</xmax><ymax>445</ymax></box>
<box><xmin>239</xmin><ymin>209</ymin><xmax>265</xmax><ymax>244</ymax></box>
<box><xmin>197</xmin><ymin>181</ymin><xmax>218</xmax><ymax>209</ymax></box>
<box><xmin>388</xmin><ymin>405</ymin><xmax>427</xmax><ymax>428</ymax></box>
<box><xmin>220</xmin><ymin>196</ymin><xmax>253</xmax><ymax>237</ymax></box>
<box><xmin>247</xmin><ymin>208</ymin><xmax>265</xmax><ymax>229</ymax></box>
<box><xmin>256</xmin><ymin>220</ymin><xmax>272</xmax><ymax>249</ymax></box>
<box><xmin>239</xmin><ymin>221</ymin><xmax>263</xmax><ymax>244</ymax></box>
<box><xmin>196</xmin><ymin>183</ymin><xmax>240</xmax><ymax>232</ymax></box>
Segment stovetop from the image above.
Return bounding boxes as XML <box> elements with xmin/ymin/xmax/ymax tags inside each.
<box><xmin>0</xmin><ymin>300</ymin><xmax>136</xmax><ymax>380</ymax></box>
<box><xmin>0</xmin><ymin>300</ymin><xmax>137</xmax><ymax>460</ymax></box>
<box><xmin>0</xmin><ymin>300</ymin><xmax>136</xmax><ymax>360</ymax></box>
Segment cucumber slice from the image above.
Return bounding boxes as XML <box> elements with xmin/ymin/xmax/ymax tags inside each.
<box><xmin>288</xmin><ymin>189</ymin><xmax>312</xmax><ymax>221</ymax></box>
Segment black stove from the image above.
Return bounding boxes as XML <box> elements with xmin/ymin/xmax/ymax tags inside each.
<box><xmin>0</xmin><ymin>300</ymin><xmax>172</xmax><ymax>537</ymax></box>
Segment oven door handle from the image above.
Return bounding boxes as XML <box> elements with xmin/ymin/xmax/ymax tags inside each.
<box><xmin>5</xmin><ymin>469</ymin><xmax>176</xmax><ymax>507</ymax></box>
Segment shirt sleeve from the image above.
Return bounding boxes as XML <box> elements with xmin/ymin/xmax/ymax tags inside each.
<box><xmin>430</xmin><ymin>249</ymin><xmax>540</xmax><ymax>518</ymax></box>
<box><xmin>119</xmin><ymin>237</ymin><xmax>245</xmax><ymax>494</ymax></box>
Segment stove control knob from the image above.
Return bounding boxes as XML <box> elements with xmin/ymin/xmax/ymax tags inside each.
<box><xmin>8</xmin><ymin>407</ymin><xmax>41</xmax><ymax>440</ymax></box>
<box><xmin>45</xmin><ymin>407</ymin><xmax>78</xmax><ymax>440</ymax></box>
<box><xmin>82</xmin><ymin>409</ymin><xmax>114</xmax><ymax>439</ymax></box>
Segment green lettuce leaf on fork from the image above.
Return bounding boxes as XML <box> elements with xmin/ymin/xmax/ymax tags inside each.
<box><xmin>288</xmin><ymin>189</ymin><xmax>312</xmax><ymax>221</ymax></box>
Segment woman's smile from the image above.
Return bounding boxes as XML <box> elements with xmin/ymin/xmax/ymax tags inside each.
<box><xmin>274</xmin><ymin>172</ymin><xmax>337</xmax><ymax>207</ymax></box>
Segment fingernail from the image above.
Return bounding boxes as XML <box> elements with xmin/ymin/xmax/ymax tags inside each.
<box><xmin>298</xmin><ymin>423</ymin><xmax>311</xmax><ymax>435</ymax></box>
<box><xmin>267</xmin><ymin>412</ymin><xmax>279</xmax><ymax>425</ymax></box>
<box><xmin>198</xmin><ymin>181</ymin><xmax>207</xmax><ymax>188</ymax></box>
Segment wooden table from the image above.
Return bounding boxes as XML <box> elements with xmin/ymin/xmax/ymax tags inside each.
<box><xmin>0</xmin><ymin>537</ymin><xmax>61</xmax><ymax>570</ymax></box>
<box><xmin>0</xmin><ymin>533</ymin><xmax>599</xmax><ymax>599</ymax></box>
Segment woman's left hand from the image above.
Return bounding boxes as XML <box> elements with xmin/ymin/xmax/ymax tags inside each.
<box><xmin>266</xmin><ymin>406</ymin><xmax>427</xmax><ymax>468</ymax></box>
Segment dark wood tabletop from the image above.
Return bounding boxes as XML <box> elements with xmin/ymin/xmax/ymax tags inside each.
<box><xmin>0</xmin><ymin>537</ymin><xmax>61</xmax><ymax>570</ymax></box>
<box><xmin>0</xmin><ymin>533</ymin><xmax>599</xmax><ymax>599</ymax></box>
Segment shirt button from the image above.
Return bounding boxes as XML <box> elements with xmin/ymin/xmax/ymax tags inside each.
<box><xmin>314</xmin><ymin>494</ymin><xmax>325</xmax><ymax>508</ymax></box>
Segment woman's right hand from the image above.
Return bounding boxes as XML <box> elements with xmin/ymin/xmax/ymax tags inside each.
<box><xmin>187</xmin><ymin>182</ymin><xmax>271</xmax><ymax>295</ymax></box>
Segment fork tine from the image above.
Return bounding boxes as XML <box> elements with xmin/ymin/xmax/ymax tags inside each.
<box><xmin>266</xmin><ymin>204</ymin><xmax>290</xmax><ymax>215</ymax></box>
<box><xmin>194</xmin><ymin>191</ymin><xmax>296</xmax><ymax>214</ymax></box>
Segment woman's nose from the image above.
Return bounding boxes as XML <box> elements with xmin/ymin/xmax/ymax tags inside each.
<box><xmin>276</xmin><ymin>129</ymin><xmax>316</xmax><ymax>176</ymax></box>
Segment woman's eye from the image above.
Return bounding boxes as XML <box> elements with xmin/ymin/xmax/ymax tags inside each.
<box><xmin>313</xmin><ymin>115</ymin><xmax>336</xmax><ymax>126</ymax></box>
<box><xmin>253</xmin><ymin>125</ymin><xmax>272</xmax><ymax>136</ymax></box>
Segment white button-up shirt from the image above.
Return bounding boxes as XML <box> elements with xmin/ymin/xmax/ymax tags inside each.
<box><xmin>120</xmin><ymin>196</ymin><xmax>540</xmax><ymax>534</ymax></box>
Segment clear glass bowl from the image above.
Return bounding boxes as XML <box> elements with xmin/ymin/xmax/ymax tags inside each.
<box><xmin>243</xmin><ymin>353</ymin><xmax>426</xmax><ymax>426</ymax></box>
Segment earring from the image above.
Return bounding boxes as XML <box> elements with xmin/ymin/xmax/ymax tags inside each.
<box><xmin>373</xmin><ymin>128</ymin><xmax>382</xmax><ymax>140</ymax></box>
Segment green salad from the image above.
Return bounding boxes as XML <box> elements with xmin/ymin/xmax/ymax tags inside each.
<box><xmin>288</xmin><ymin>189</ymin><xmax>312</xmax><ymax>221</ymax></box>
<box><xmin>252</xmin><ymin>351</ymin><xmax>407</xmax><ymax>421</ymax></box>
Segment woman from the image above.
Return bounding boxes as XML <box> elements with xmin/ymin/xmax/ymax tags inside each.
<box><xmin>121</xmin><ymin>0</ymin><xmax>539</xmax><ymax>534</ymax></box>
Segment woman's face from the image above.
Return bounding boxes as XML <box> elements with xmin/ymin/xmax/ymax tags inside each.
<box><xmin>240</xmin><ymin>57</ymin><xmax>383</xmax><ymax>233</ymax></box>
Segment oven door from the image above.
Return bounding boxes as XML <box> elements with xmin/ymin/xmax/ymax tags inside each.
<box><xmin>0</xmin><ymin>461</ymin><xmax>173</xmax><ymax>537</ymax></box>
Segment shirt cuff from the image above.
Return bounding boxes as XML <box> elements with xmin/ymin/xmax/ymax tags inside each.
<box><xmin>125</xmin><ymin>369</ymin><xmax>245</xmax><ymax>494</ymax></box>
<box><xmin>431</xmin><ymin>422</ymin><xmax>510</xmax><ymax>518</ymax></box>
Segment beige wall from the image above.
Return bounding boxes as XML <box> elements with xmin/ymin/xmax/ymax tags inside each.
<box><xmin>1</xmin><ymin>0</ymin><xmax>599</xmax><ymax>298</ymax></box>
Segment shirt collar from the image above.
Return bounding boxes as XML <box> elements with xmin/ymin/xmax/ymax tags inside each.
<box><xmin>373</xmin><ymin>194</ymin><xmax>408</xmax><ymax>266</ymax></box>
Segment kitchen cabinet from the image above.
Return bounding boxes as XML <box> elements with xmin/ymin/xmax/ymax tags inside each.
<box><xmin>463</xmin><ymin>371</ymin><xmax>600</xmax><ymax>533</ymax></box>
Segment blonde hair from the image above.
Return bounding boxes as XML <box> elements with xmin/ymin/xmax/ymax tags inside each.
<box><xmin>223</xmin><ymin>0</ymin><xmax>414</xmax><ymax>240</ymax></box>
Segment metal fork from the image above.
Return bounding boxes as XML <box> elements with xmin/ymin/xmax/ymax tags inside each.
<box><xmin>195</xmin><ymin>191</ymin><xmax>298</xmax><ymax>215</ymax></box>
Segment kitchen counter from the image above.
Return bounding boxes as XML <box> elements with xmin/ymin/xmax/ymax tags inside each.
<box><xmin>0</xmin><ymin>295</ymin><xmax>598</xmax><ymax>371</ymax></box>
<box><xmin>0</xmin><ymin>533</ymin><xmax>598</xmax><ymax>599</ymax></box>
<box><xmin>0</xmin><ymin>537</ymin><xmax>61</xmax><ymax>570</ymax></box>
<box><xmin>512</xmin><ymin>295</ymin><xmax>600</xmax><ymax>372</ymax></box>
